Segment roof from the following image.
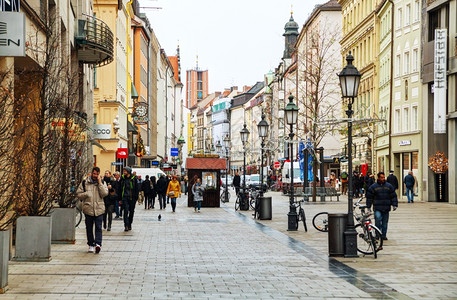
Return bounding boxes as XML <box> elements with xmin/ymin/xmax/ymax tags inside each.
<box><xmin>186</xmin><ymin>158</ymin><xmax>227</xmax><ymax>170</ymax></box>
<box><xmin>168</xmin><ymin>56</ymin><xmax>181</xmax><ymax>83</ymax></box>
<box><xmin>231</xmin><ymin>82</ymin><xmax>265</xmax><ymax>108</ymax></box>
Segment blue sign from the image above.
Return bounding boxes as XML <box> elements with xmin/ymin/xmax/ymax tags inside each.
<box><xmin>151</xmin><ymin>161</ymin><xmax>159</xmax><ymax>166</ymax></box>
<box><xmin>170</xmin><ymin>148</ymin><xmax>179</xmax><ymax>156</ymax></box>
<box><xmin>111</xmin><ymin>162</ymin><xmax>123</xmax><ymax>166</ymax></box>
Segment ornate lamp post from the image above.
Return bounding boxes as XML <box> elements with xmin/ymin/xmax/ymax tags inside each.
<box><xmin>240</xmin><ymin>124</ymin><xmax>250</xmax><ymax>194</ymax></box>
<box><xmin>338</xmin><ymin>51</ymin><xmax>361</xmax><ymax>257</ymax></box>
<box><xmin>285</xmin><ymin>94</ymin><xmax>299</xmax><ymax>231</ymax></box>
<box><xmin>257</xmin><ymin>113</ymin><xmax>269</xmax><ymax>199</ymax></box>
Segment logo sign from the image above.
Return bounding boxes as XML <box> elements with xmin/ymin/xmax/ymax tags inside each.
<box><xmin>170</xmin><ymin>148</ymin><xmax>179</xmax><ymax>156</ymax></box>
<box><xmin>434</xmin><ymin>29</ymin><xmax>447</xmax><ymax>134</ymax></box>
<box><xmin>333</xmin><ymin>157</ymin><xmax>340</xmax><ymax>164</ymax></box>
<box><xmin>398</xmin><ymin>140</ymin><xmax>411</xmax><ymax>146</ymax></box>
<box><xmin>274</xmin><ymin>161</ymin><xmax>280</xmax><ymax>169</ymax></box>
<box><xmin>117</xmin><ymin>148</ymin><xmax>128</xmax><ymax>159</ymax></box>
<box><xmin>92</xmin><ymin>124</ymin><xmax>111</xmax><ymax>139</ymax></box>
<box><xmin>0</xmin><ymin>12</ymin><xmax>25</xmax><ymax>57</ymax></box>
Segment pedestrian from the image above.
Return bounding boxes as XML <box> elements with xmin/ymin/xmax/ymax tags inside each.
<box><xmin>352</xmin><ymin>171</ymin><xmax>359</xmax><ymax>197</ymax></box>
<box><xmin>137</xmin><ymin>175</ymin><xmax>144</xmax><ymax>205</ymax></box>
<box><xmin>233</xmin><ymin>172</ymin><xmax>241</xmax><ymax>195</ymax></box>
<box><xmin>76</xmin><ymin>167</ymin><xmax>108</xmax><ymax>253</ymax></box>
<box><xmin>192</xmin><ymin>177</ymin><xmax>204</xmax><ymax>212</ymax></box>
<box><xmin>119</xmin><ymin>166</ymin><xmax>139</xmax><ymax>231</ymax></box>
<box><xmin>102</xmin><ymin>170</ymin><xmax>116</xmax><ymax>231</ymax></box>
<box><xmin>404</xmin><ymin>171</ymin><xmax>416</xmax><ymax>203</ymax></box>
<box><xmin>150</xmin><ymin>176</ymin><xmax>157</xmax><ymax>209</ymax></box>
<box><xmin>166</xmin><ymin>175</ymin><xmax>171</xmax><ymax>204</ymax></box>
<box><xmin>366</xmin><ymin>172</ymin><xmax>398</xmax><ymax>241</ymax></box>
<box><xmin>112</xmin><ymin>171</ymin><xmax>121</xmax><ymax>218</ymax></box>
<box><xmin>386</xmin><ymin>170</ymin><xmax>399</xmax><ymax>195</ymax></box>
<box><xmin>184</xmin><ymin>175</ymin><xmax>188</xmax><ymax>195</ymax></box>
<box><xmin>166</xmin><ymin>175</ymin><xmax>181</xmax><ymax>212</ymax></box>
<box><xmin>364</xmin><ymin>172</ymin><xmax>375</xmax><ymax>194</ymax></box>
<box><xmin>341</xmin><ymin>171</ymin><xmax>348</xmax><ymax>195</ymax></box>
<box><xmin>330</xmin><ymin>172</ymin><xmax>336</xmax><ymax>188</ymax></box>
<box><xmin>142</xmin><ymin>175</ymin><xmax>152</xmax><ymax>209</ymax></box>
<box><xmin>156</xmin><ymin>175</ymin><xmax>168</xmax><ymax>209</ymax></box>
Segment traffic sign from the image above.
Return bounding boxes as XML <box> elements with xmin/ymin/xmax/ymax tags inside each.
<box><xmin>171</xmin><ymin>148</ymin><xmax>179</xmax><ymax>156</ymax></box>
<box><xmin>274</xmin><ymin>161</ymin><xmax>280</xmax><ymax>169</ymax></box>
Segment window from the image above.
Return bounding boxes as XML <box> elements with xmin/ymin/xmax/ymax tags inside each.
<box><xmin>428</xmin><ymin>9</ymin><xmax>440</xmax><ymax>41</ymax></box>
<box><xmin>412</xmin><ymin>49</ymin><xmax>418</xmax><ymax>72</ymax></box>
<box><xmin>412</xmin><ymin>105</ymin><xmax>418</xmax><ymax>130</ymax></box>
<box><xmin>405</xmin><ymin>80</ymin><xmax>409</xmax><ymax>100</ymax></box>
<box><xmin>414</xmin><ymin>0</ymin><xmax>420</xmax><ymax>22</ymax></box>
<box><xmin>403</xmin><ymin>106</ymin><xmax>409</xmax><ymax>132</ymax></box>
<box><xmin>397</xmin><ymin>8</ymin><xmax>403</xmax><ymax>28</ymax></box>
<box><xmin>404</xmin><ymin>52</ymin><xmax>410</xmax><ymax>74</ymax></box>
<box><xmin>395</xmin><ymin>108</ymin><xmax>401</xmax><ymax>133</ymax></box>
<box><xmin>405</xmin><ymin>4</ymin><xmax>411</xmax><ymax>25</ymax></box>
<box><xmin>396</xmin><ymin>54</ymin><xmax>401</xmax><ymax>76</ymax></box>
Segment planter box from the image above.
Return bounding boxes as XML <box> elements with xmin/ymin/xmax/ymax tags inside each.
<box><xmin>14</xmin><ymin>216</ymin><xmax>51</xmax><ymax>262</ymax></box>
<box><xmin>0</xmin><ymin>230</ymin><xmax>9</xmax><ymax>293</ymax></box>
<box><xmin>51</xmin><ymin>208</ymin><xmax>76</xmax><ymax>244</ymax></box>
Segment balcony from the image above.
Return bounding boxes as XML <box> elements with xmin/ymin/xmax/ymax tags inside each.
<box><xmin>75</xmin><ymin>14</ymin><xmax>114</xmax><ymax>66</ymax></box>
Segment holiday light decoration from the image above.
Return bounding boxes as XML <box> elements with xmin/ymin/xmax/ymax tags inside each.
<box><xmin>428</xmin><ymin>151</ymin><xmax>448</xmax><ymax>174</ymax></box>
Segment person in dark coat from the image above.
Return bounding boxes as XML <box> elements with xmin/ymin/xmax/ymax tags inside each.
<box><xmin>156</xmin><ymin>175</ymin><xmax>168</xmax><ymax>210</ymax></box>
<box><xmin>119</xmin><ymin>166</ymin><xmax>139</xmax><ymax>231</ymax></box>
<box><xmin>233</xmin><ymin>172</ymin><xmax>241</xmax><ymax>195</ymax></box>
<box><xmin>150</xmin><ymin>176</ymin><xmax>157</xmax><ymax>209</ymax></box>
<box><xmin>352</xmin><ymin>171</ymin><xmax>360</xmax><ymax>197</ymax></box>
<box><xmin>366</xmin><ymin>172</ymin><xmax>398</xmax><ymax>240</ymax></box>
<box><xmin>142</xmin><ymin>175</ymin><xmax>152</xmax><ymax>209</ymax></box>
<box><xmin>386</xmin><ymin>170</ymin><xmax>399</xmax><ymax>195</ymax></box>
<box><xmin>103</xmin><ymin>170</ymin><xmax>116</xmax><ymax>231</ymax></box>
<box><xmin>364</xmin><ymin>172</ymin><xmax>375</xmax><ymax>194</ymax></box>
<box><xmin>404</xmin><ymin>171</ymin><xmax>416</xmax><ymax>203</ymax></box>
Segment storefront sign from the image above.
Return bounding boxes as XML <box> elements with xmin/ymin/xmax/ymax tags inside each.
<box><xmin>91</xmin><ymin>124</ymin><xmax>111</xmax><ymax>139</ymax></box>
<box><xmin>434</xmin><ymin>29</ymin><xmax>447</xmax><ymax>134</ymax></box>
<box><xmin>399</xmin><ymin>140</ymin><xmax>411</xmax><ymax>146</ymax></box>
<box><xmin>0</xmin><ymin>12</ymin><xmax>25</xmax><ymax>57</ymax></box>
<box><xmin>117</xmin><ymin>148</ymin><xmax>128</xmax><ymax>159</ymax></box>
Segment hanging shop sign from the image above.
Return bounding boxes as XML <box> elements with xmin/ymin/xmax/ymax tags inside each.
<box><xmin>117</xmin><ymin>148</ymin><xmax>128</xmax><ymax>159</ymax></box>
<box><xmin>133</xmin><ymin>102</ymin><xmax>149</xmax><ymax>125</ymax></box>
<box><xmin>434</xmin><ymin>29</ymin><xmax>447</xmax><ymax>134</ymax></box>
<box><xmin>91</xmin><ymin>124</ymin><xmax>111</xmax><ymax>139</ymax></box>
<box><xmin>0</xmin><ymin>11</ymin><xmax>25</xmax><ymax>57</ymax></box>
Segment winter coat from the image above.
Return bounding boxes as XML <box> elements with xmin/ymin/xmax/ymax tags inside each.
<box><xmin>366</xmin><ymin>181</ymin><xmax>398</xmax><ymax>213</ymax></box>
<box><xmin>166</xmin><ymin>180</ymin><xmax>181</xmax><ymax>198</ymax></box>
<box><xmin>233</xmin><ymin>175</ymin><xmax>241</xmax><ymax>187</ymax></box>
<box><xmin>404</xmin><ymin>174</ymin><xmax>415</xmax><ymax>188</ymax></box>
<box><xmin>192</xmin><ymin>183</ymin><xmax>204</xmax><ymax>202</ymax></box>
<box><xmin>142</xmin><ymin>179</ymin><xmax>152</xmax><ymax>196</ymax></box>
<box><xmin>156</xmin><ymin>177</ymin><xmax>168</xmax><ymax>194</ymax></box>
<box><xmin>76</xmin><ymin>176</ymin><xmax>109</xmax><ymax>217</ymax></box>
<box><xmin>120</xmin><ymin>174</ymin><xmax>139</xmax><ymax>202</ymax></box>
<box><xmin>387</xmin><ymin>174</ymin><xmax>399</xmax><ymax>189</ymax></box>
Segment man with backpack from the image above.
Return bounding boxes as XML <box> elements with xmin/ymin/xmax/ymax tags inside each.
<box><xmin>76</xmin><ymin>167</ymin><xmax>108</xmax><ymax>253</ymax></box>
<box><xmin>341</xmin><ymin>171</ymin><xmax>348</xmax><ymax>195</ymax></box>
<box><xmin>120</xmin><ymin>167</ymin><xmax>139</xmax><ymax>231</ymax></box>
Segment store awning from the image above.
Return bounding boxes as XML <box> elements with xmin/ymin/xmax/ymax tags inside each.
<box><xmin>131</xmin><ymin>82</ymin><xmax>139</xmax><ymax>99</ymax></box>
<box><xmin>127</xmin><ymin>121</ymin><xmax>138</xmax><ymax>133</ymax></box>
<box><xmin>91</xmin><ymin>140</ymin><xmax>106</xmax><ymax>150</ymax></box>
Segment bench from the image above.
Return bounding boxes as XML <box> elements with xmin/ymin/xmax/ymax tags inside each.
<box><xmin>325</xmin><ymin>187</ymin><xmax>341</xmax><ymax>201</ymax></box>
<box><xmin>293</xmin><ymin>187</ymin><xmax>340</xmax><ymax>201</ymax></box>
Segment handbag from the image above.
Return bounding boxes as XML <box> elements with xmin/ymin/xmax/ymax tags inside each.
<box><xmin>168</xmin><ymin>191</ymin><xmax>175</xmax><ymax>197</ymax></box>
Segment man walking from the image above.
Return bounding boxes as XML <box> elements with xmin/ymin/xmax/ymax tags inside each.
<box><xmin>120</xmin><ymin>167</ymin><xmax>139</xmax><ymax>231</ymax></box>
<box><xmin>387</xmin><ymin>170</ymin><xmax>399</xmax><ymax>195</ymax></box>
<box><xmin>233</xmin><ymin>172</ymin><xmax>241</xmax><ymax>195</ymax></box>
<box><xmin>156</xmin><ymin>174</ymin><xmax>168</xmax><ymax>209</ymax></box>
<box><xmin>404</xmin><ymin>171</ymin><xmax>415</xmax><ymax>203</ymax></box>
<box><xmin>76</xmin><ymin>167</ymin><xmax>108</xmax><ymax>253</ymax></box>
<box><xmin>366</xmin><ymin>172</ymin><xmax>398</xmax><ymax>241</ymax></box>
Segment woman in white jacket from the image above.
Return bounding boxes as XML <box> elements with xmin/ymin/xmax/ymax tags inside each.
<box><xmin>192</xmin><ymin>178</ymin><xmax>204</xmax><ymax>212</ymax></box>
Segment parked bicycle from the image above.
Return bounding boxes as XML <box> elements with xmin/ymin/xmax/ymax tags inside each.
<box><xmin>353</xmin><ymin>197</ymin><xmax>383</xmax><ymax>258</ymax></box>
<box><xmin>293</xmin><ymin>199</ymin><xmax>307</xmax><ymax>231</ymax></box>
<box><xmin>72</xmin><ymin>198</ymin><xmax>83</xmax><ymax>227</ymax></box>
<box><xmin>235</xmin><ymin>189</ymin><xmax>250</xmax><ymax>211</ymax></box>
<box><xmin>220</xmin><ymin>189</ymin><xmax>231</xmax><ymax>203</ymax></box>
<box><xmin>312</xmin><ymin>211</ymin><xmax>329</xmax><ymax>232</ymax></box>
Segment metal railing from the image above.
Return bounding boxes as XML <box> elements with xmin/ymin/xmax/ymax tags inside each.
<box><xmin>75</xmin><ymin>14</ymin><xmax>114</xmax><ymax>66</ymax></box>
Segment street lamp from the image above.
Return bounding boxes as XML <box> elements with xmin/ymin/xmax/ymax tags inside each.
<box><xmin>338</xmin><ymin>51</ymin><xmax>361</xmax><ymax>257</ymax></box>
<box><xmin>223</xmin><ymin>135</ymin><xmax>230</xmax><ymax>202</ymax></box>
<box><xmin>216</xmin><ymin>140</ymin><xmax>222</xmax><ymax>154</ymax></box>
<box><xmin>285</xmin><ymin>94</ymin><xmax>299</xmax><ymax>231</ymax></box>
<box><xmin>257</xmin><ymin>113</ymin><xmax>269</xmax><ymax>201</ymax></box>
<box><xmin>240</xmin><ymin>124</ymin><xmax>250</xmax><ymax>204</ymax></box>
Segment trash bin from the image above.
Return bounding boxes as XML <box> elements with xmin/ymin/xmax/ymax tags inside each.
<box><xmin>259</xmin><ymin>197</ymin><xmax>272</xmax><ymax>220</ymax></box>
<box><xmin>328</xmin><ymin>213</ymin><xmax>348</xmax><ymax>257</ymax></box>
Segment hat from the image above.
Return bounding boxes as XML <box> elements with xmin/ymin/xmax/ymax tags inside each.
<box><xmin>389</xmin><ymin>170</ymin><xmax>394</xmax><ymax>173</ymax></box>
<box><xmin>124</xmin><ymin>166</ymin><xmax>132</xmax><ymax>174</ymax></box>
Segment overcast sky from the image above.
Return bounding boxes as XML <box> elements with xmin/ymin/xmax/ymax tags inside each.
<box><xmin>146</xmin><ymin>0</ymin><xmax>327</xmax><ymax>92</ymax></box>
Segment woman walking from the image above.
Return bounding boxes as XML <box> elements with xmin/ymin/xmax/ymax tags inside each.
<box><xmin>166</xmin><ymin>175</ymin><xmax>181</xmax><ymax>212</ymax></box>
<box><xmin>192</xmin><ymin>178</ymin><xmax>204</xmax><ymax>212</ymax></box>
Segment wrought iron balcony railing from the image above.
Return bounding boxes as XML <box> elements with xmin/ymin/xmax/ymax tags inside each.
<box><xmin>75</xmin><ymin>14</ymin><xmax>114</xmax><ymax>66</ymax></box>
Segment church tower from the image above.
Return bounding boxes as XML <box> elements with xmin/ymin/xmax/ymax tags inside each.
<box><xmin>283</xmin><ymin>12</ymin><xmax>299</xmax><ymax>59</ymax></box>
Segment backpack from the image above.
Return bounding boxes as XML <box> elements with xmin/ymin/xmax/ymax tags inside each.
<box><xmin>82</xmin><ymin>178</ymin><xmax>104</xmax><ymax>192</ymax></box>
<box><xmin>341</xmin><ymin>172</ymin><xmax>348</xmax><ymax>180</ymax></box>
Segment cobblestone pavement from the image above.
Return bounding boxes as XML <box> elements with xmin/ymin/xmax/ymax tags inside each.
<box><xmin>5</xmin><ymin>189</ymin><xmax>457</xmax><ymax>299</ymax></box>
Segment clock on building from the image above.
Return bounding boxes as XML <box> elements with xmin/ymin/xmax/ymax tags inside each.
<box><xmin>135</xmin><ymin>104</ymin><xmax>147</xmax><ymax>117</ymax></box>
<box><xmin>197</xmin><ymin>91</ymin><xmax>203</xmax><ymax>99</ymax></box>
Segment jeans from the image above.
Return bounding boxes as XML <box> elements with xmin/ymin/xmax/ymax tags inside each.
<box><xmin>103</xmin><ymin>204</ymin><xmax>114</xmax><ymax>228</ymax></box>
<box><xmin>145</xmin><ymin>194</ymin><xmax>152</xmax><ymax>209</ymax></box>
<box><xmin>123</xmin><ymin>200</ymin><xmax>136</xmax><ymax>226</ymax></box>
<box><xmin>171</xmin><ymin>197</ymin><xmax>177</xmax><ymax>212</ymax></box>
<box><xmin>85</xmin><ymin>214</ymin><xmax>103</xmax><ymax>246</ymax></box>
<box><xmin>406</xmin><ymin>187</ymin><xmax>414</xmax><ymax>203</ymax></box>
<box><xmin>114</xmin><ymin>199</ymin><xmax>120</xmax><ymax>217</ymax></box>
<box><xmin>194</xmin><ymin>200</ymin><xmax>201</xmax><ymax>211</ymax></box>
<box><xmin>374</xmin><ymin>210</ymin><xmax>390</xmax><ymax>238</ymax></box>
<box><xmin>158</xmin><ymin>193</ymin><xmax>166</xmax><ymax>209</ymax></box>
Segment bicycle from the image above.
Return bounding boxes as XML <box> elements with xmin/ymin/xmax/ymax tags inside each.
<box><xmin>235</xmin><ymin>189</ymin><xmax>249</xmax><ymax>211</ymax></box>
<box><xmin>353</xmin><ymin>197</ymin><xmax>383</xmax><ymax>258</ymax></box>
<box><xmin>312</xmin><ymin>211</ymin><xmax>329</xmax><ymax>232</ymax></box>
<box><xmin>72</xmin><ymin>198</ymin><xmax>83</xmax><ymax>227</ymax></box>
<box><xmin>293</xmin><ymin>199</ymin><xmax>307</xmax><ymax>231</ymax></box>
<box><xmin>220</xmin><ymin>189</ymin><xmax>231</xmax><ymax>203</ymax></box>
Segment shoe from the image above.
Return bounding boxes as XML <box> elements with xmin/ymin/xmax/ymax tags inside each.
<box><xmin>103</xmin><ymin>224</ymin><xmax>107</xmax><ymax>229</ymax></box>
<box><xmin>128</xmin><ymin>225</ymin><xmax>132</xmax><ymax>230</ymax></box>
<box><xmin>107</xmin><ymin>227</ymin><xmax>111</xmax><ymax>231</ymax></box>
<box><xmin>124</xmin><ymin>226</ymin><xmax>128</xmax><ymax>232</ymax></box>
<box><xmin>197</xmin><ymin>210</ymin><xmax>200</xmax><ymax>213</ymax></box>
<box><xmin>194</xmin><ymin>207</ymin><xmax>197</xmax><ymax>212</ymax></box>
<box><xmin>382</xmin><ymin>237</ymin><xmax>388</xmax><ymax>240</ymax></box>
<box><xmin>114</xmin><ymin>216</ymin><xmax>119</xmax><ymax>219</ymax></box>
<box><xmin>95</xmin><ymin>244</ymin><xmax>101</xmax><ymax>254</ymax></box>
<box><xmin>377</xmin><ymin>246</ymin><xmax>383</xmax><ymax>251</ymax></box>
<box><xmin>88</xmin><ymin>246</ymin><xmax>95</xmax><ymax>253</ymax></box>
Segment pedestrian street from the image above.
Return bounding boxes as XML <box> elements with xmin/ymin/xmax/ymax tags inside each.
<box><xmin>5</xmin><ymin>191</ymin><xmax>457</xmax><ymax>299</ymax></box>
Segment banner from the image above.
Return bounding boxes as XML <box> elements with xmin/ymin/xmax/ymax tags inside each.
<box><xmin>434</xmin><ymin>29</ymin><xmax>447</xmax><ymax>134</ymax></box>
<box><xmin>299</xmin><ymin>142</ymin><xmax>304</xmax><ymax>181</ymax></box>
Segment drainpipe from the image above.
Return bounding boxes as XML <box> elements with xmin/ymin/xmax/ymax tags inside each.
<box><xmin>165</xmin><ymin>64</ymin><xmax>170</xmax><ymax>162</ymax></box>
<box><xmin>388</xmin><ymin>0</ymin><xmax>394</xmax><ymax>171</ymax></box>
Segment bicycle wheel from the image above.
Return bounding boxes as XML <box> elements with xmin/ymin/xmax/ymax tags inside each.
<box><xmin>75</xmin><ymin>207</ymin><xmax>82</xmax><ymax>227</ymax></box>
<box><xmin>355</xmin><ymin>224</ymin><xmax>383</xmax><ymax>255</ymax></box>
<box><xmin>312</xmin><ymin>212</ymin><xmax>329</xmax><ymax>232</ymax></box>
<box><xmin>249</xmin><ymin>198</ymin><xmax>255</xmax><ymax>210</ymax></box>
<box><xmin>299</xmin><ymin>208</ymin><xmax>307</xmax><ymax>232</ymax></box>
<box><xmin>235</xmin><ymin>197</ymin><xmax>240</xmax><ymax>211</ymax></box>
